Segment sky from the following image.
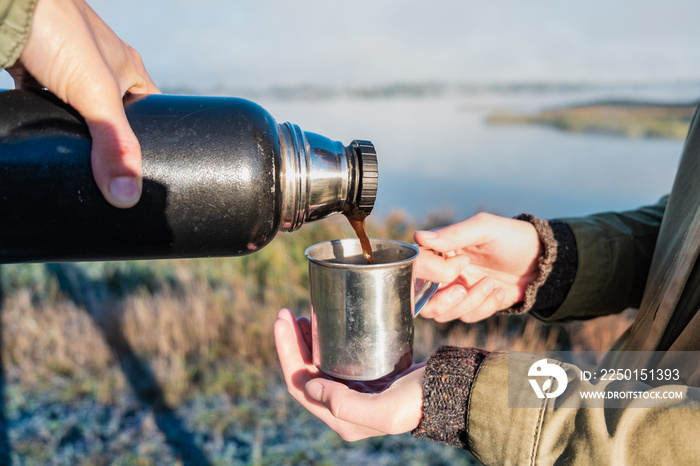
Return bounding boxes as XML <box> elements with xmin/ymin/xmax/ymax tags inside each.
<box><xmin>7</xmin><ymin>0</ymin><xmax>696</xmax><ymax>92</ymax></box>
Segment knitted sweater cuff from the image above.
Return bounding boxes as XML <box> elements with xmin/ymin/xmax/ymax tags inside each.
<box><xmin>505</xmin><ymin>214</ymin><xmax>577</xmax><ymax>317</ymax></box>
<box><xmin>411</xmin><ymin>346</ymin><xmax>489</xmax><ymax>449</ymax></box>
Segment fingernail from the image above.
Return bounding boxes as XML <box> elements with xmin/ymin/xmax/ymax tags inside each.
<box><xmin>417</xmin><ymin>230</ymin><xmax>438</xmax><ymax>240</ymax></box>
<box><xmin>495</xmin><ymin>289</ymin><xmax>506</xmax><ymax>301</ymax></box>
<box><xmin>482</xmin><ymin>279</ymin><xmax>495</xmax><ymax>294</ymax></box>
<box><xmin>109</xmin><ymin>176</ymin><xmax>140</xmax><ymax>206</ymax></box>
<box><xmin>306</xmin><ymin>380</ymin><xmax>324</xmax><ymax>401</ymax></box>
<box><xmin>448</xmin><ymin>286</ymin><xmax>467</xmax><ymax>302</ymax></box>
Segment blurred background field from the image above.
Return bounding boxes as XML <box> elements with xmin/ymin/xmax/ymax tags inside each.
<box><xmin>3</xmin><ymin>0</ymin><xmax>700</xmax><ymax>464</ymax></box>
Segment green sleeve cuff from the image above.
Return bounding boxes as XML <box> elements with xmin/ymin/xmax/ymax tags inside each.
<box><xmin>466</xmin><ymin>351</ymin><xmax>546</xmax><ymax>465</ymax></box>
<box><xmin>0</xmin><ymin>0</ymin><xmax>39</xmax><ymax>69</ymax></box>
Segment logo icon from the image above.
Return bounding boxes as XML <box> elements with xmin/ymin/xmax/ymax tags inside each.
<box><xmin>528</xmin><ymin>359</ymin><xmax>568</xmax><ymax>399</ymax></box>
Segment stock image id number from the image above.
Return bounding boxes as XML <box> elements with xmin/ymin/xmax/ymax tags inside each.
<box><xmin>581</xmin><ymin>368</ymin><xmax>681</xmax><ymax>382</ymax></box>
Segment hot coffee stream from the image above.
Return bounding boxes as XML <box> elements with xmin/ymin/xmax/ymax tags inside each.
<box><xmin>343</xmin><ymin>202</ymin><xmax>375</xmax><ymax>264</ymax></box>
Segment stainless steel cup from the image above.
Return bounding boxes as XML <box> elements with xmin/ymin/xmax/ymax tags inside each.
<box><xmin>305</xmin><ymin>238</ymin><xmax>438</xmax><ymax>382</ymax></box>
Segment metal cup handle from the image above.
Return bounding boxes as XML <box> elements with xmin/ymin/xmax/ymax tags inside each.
<box><xmin>414</xmin><ymin>278</ymin><xmax>440</xmax><ymax>317</ymax></box>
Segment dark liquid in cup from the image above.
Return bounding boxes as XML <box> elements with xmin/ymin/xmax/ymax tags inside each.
<box><xmin>342</xmin><ymin>202</ymin><xmax>375</xmax><ymax>264</ymax></box>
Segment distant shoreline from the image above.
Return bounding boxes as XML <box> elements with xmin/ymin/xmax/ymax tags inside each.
<box><xmin>162</xmin><ymin>80</ymin><xmax>700</xmax><ymax>101</ymax></box>
<box><xmin>487</xmin><ymin>99</ymin><xmax>699</xmax><ymax>140</ymax></box>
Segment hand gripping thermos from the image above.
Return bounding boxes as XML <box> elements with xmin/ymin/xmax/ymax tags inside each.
<box><xmin>0</xmin><ymin>89</ymin><xmax>378</xmax><ymax>263</ymax></box>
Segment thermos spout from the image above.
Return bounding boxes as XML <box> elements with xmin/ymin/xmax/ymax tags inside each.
<box><xmin>278</xmin><ymin>122</ymin><xmax>378</xmax><ymax>232</ymax></box>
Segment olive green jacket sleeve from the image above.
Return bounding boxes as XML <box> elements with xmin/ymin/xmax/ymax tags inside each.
<box><xmin>0</xmin><ymin>0</ymin><xmax>38</xmax><ymax>69</ymax></box>
<box><xmin>414</xmin><ymin>347</ymin><xmax>700</xmax><ymax>465</ymax></box>
<box><xmin>531</xmin><ymin>198</ymin><xmax>667</xmax><ymax>323</ymax></box>
<box><xmin>467</xmin><ymin>351</ymin><xmax>700</xmax><ymax>466</ymax></box>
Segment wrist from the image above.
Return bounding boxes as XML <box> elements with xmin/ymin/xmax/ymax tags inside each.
<box><xmin>520</xmin><ymin>219</ymin><xmax>544</xmax><ymax>288</ymax></box>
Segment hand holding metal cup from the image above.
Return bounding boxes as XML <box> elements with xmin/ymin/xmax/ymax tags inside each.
<box><xmin>305</xmin><ymin>238</ymin><xmax>439</xmax><ymax>384</ymax></box>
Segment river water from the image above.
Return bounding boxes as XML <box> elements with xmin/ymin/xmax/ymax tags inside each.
<box><xmin>256</xmin><ymin>82</ymin><xmax>700</xmax><ymax>223</ymax></box>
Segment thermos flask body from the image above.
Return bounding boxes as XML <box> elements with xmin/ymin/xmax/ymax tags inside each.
<box><xmin>0</xmin><ymin>90</ymin><xmax>377</xmax><ymax>263</ymax></box>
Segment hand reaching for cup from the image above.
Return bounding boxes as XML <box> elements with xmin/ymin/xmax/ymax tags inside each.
<box><xmin>274</xmin><ymin>309</ymin><xmax>425</xmax><ymax>441</ymax></box>
<box><xmin>414</xmin><ymin>212</ymin><xmax>542</xmax><ymax>323</ymax></box>
<box><xmin>6</xmin><ymin>0</ymin><xmax>160</xmax><ymax>208</ymax></box>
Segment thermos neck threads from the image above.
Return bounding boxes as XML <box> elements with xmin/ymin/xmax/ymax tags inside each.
<box><xmin>278</xmin><ymin>123</ymin><xmax>377</xmax><ymax>232</ymax></box>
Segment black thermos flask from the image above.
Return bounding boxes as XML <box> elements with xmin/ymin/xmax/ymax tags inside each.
<box><xmin>0</xmin><ymin>89</ymin><xmax>378</xmax><ymax>263</ymax></box>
